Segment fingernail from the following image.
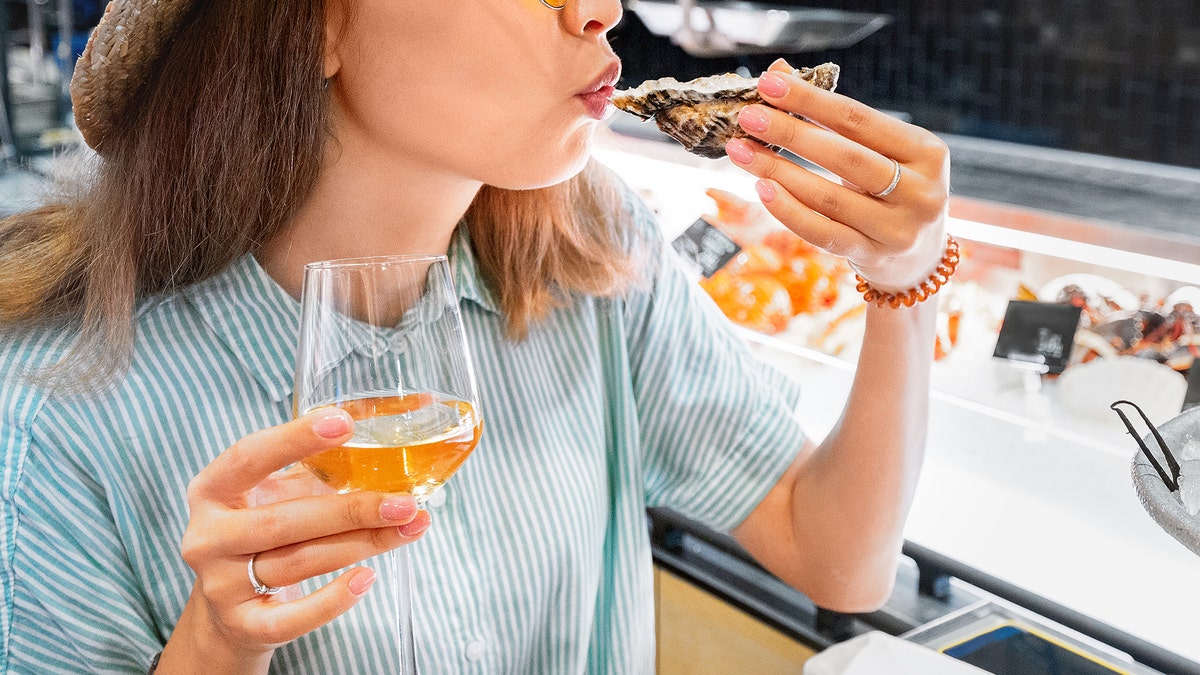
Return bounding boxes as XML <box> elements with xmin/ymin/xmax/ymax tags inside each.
<box><xmin>758</xmin><ymin>72</ymin><xmax>789</xmax><ymax>99</ymax></box>
<box><xmin>738</xmin><ymin>105</ymin><xmax>769</xmax><ymax>133</ymax></box>
<box><xmin>725</xmin><ymin>139</ymin><xmax>754</xmax><ymax>165</ymax></box>
<box><xmin>756</xmin><ymin>179</ymin><xmax>776</xmax><ymax>203</ymax></box>
<box><xmin>399</xmin><ymin>513</ymin><xmax>431</xmax><ymax>537</ymax></box>
<box><xmin>348</xmin><ymin>568</ymin><xmax>377</xmax><ymax>596</ymax></box>
<box><xmin>380</xmin><ymin>496</ymin><xmax>416</xmax><ymax>521</ymax></box>
<box><xmin>311</xmin><ymin>410</ymin><xmax>352</xmax><ymax>439</ymax></box>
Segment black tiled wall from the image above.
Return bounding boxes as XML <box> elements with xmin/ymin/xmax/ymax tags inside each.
<box><xmin>611</xmin><ymin>1</ymin><xmax>1200</xmax><ymax>168</ymax></box>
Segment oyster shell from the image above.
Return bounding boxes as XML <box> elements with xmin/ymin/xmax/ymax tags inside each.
<box><xmin>612</xmin><ymin>63</ymin><xmax>840</xmax><ymax>159</ymax></box>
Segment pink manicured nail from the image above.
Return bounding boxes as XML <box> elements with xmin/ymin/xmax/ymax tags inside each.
<box><xmin>380</xmin><ymin>496</ymin><xmax>416</xmax><ymax>521</ymax></box>
<box><xmin>738</xmin><ymin>105</ymin><xmax>769</xmax><ymax>133</ymax></box>
<box><xmin>758</xmin><ymin>72</ymin><xmax>789</xmax><ymax>98</ymax></box>
<box><xmin>311</xmin><ymin>410</ymin><xmax>352</xmax><ymax>439</ymax></box>
<box><xmin>348</xmin><ymin>568</ymin><xmax>377</xmax><ymax>596</ymax></box>
<box><xmin>756</xmin><ymin>179</ymin><xmax>776</xmax><ymax>203</ymax></box>
<box><xmin>725</xmin><ymin>139</ymin><xmax>754</xmax><ymax>164</ymax></box>
<box><xmin>399</xmin><ymin>514</ymin><xmax>431</xmax><ymax>537</ymax></box>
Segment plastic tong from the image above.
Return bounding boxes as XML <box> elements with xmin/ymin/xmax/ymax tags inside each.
<box><xmin>1111</xmin><ymin>399</ymin><xmax>1180</xmax><ymax>492</ymax></box>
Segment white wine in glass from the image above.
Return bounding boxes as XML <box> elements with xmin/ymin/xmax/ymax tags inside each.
<box><xmin>293</xmin><ymin>254</ymin><xmax>482</xmax><ymax>674</ymax></box>
<box><xmin>302</xmin><ymin>393</ymin><xmax>480</xmax><ymax>497</ymax></box>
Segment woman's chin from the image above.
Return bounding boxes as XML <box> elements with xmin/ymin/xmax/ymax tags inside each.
<box><xmin>512</xmin><ymin>122</ymin><xmax>601</xmax><ymax>187</ymax></box>
<box><xmin>489</xmin><ymin>150</ymin><xmax>592</xmax><ymax>191</ymax></box>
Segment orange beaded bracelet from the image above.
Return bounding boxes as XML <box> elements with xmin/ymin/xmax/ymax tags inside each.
<box><xmin>855</xmin><ymin>235</ymin><xmax>960</xmax><ymax>308</ymax></box>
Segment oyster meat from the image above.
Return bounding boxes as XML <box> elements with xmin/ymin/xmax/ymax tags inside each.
<box><xmin>611</xmin><ymin>63</ymin><xmax>840</xmax><ymax>159</ymax></box>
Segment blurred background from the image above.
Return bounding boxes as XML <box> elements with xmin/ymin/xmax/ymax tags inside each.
<box><xmin>612</xmin><ymin>0</ymin><xmax>1200</xmax><ymax>168</ymax></box>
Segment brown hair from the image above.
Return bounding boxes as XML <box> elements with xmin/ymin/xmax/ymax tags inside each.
<box><xmin>0</xmin><ymin>0</ymin><xmax>638</xmax><ymax>387</ymax></box>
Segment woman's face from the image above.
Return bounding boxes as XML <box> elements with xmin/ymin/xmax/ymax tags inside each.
<box><xmin>326</xmin><ymin>0</ymin><xmax>624</xmax><ymax>190</ymax></box>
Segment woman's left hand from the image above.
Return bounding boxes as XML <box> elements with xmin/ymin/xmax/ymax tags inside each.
<box><xmin>724</xmin><ymin>59</ymin><xmax>950</xmax><ymax>293</ymax></box>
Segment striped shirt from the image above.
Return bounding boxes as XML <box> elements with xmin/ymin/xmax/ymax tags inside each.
<box><xmin>0</xmin><ymin>200</ymin><xmax>805</xmax><ymax>674</ymax></box>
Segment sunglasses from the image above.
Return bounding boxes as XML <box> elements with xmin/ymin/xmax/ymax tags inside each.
<box><xmin>541</xmin><ymin>0</ymin><xmax>565</xmax><ymax>8</ymax></box>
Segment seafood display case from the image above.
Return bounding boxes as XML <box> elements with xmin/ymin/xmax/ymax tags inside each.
<box><xmin>594</xmin><ymin>121</ymin><xmax>1200</xmax><ymax>672</ymax></box>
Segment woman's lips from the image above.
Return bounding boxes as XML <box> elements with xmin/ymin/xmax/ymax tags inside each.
<box><xmin>576</xmin><ymin>61</ymin><xmax>620</xmax><ymax>120</ymax></box>
<box><xmin>577</xmin><ymin>84</ymin><xmax>615</xmax><ymax>119</ymax></box>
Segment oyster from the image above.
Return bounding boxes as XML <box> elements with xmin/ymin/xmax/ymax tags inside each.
<box><xmin>611</xmin><ymin>63</ymin><xmax>840</xmax><ymax>159</ymax></box>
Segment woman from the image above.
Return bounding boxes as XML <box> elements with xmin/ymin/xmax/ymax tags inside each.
<box><xmin>0</xmin><ymin>0</ymin><xmax>951</xmax><ymax>672</ymax></box>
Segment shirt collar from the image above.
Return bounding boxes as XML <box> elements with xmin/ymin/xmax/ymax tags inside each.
<box><xmin>183</xmin><ymin>225</ymin><xmax>498</xmax><ymax>403</ymax></box>
<box><xmin>181</xmin><ymin>253</ymin><xmax>301</xmax><ymax>403</ymax></box>
<box><xmin>449</xmin><ymin>221</ymin><xmax>501</xmax><ymax>316</ymax></box>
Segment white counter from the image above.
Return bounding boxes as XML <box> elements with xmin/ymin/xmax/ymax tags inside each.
<box><xmin>762</xmin><ymin>342</ymin><xmax>1200</xmax><ymax>666</ymax></box>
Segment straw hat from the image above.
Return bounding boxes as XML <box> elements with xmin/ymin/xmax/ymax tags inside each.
<box><xmin>69</xmin><ymin>0</ymin><xmax>195</xmax><ymax>153</ymax></box>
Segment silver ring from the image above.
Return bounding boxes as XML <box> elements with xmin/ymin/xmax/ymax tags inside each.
<box><xmin>248</xmin><ymin>553</ymin><xmax>282</xmax><ymax>596</ymax></box>
<box><xmin>871</xmin><ymin>159</ymin><xmax>902</xmax><ymax>198</ymax></box>
<box><xmin>540</xmin><ymin>0</ymin><xmax>565</xmax><ymax>9</ymax></box>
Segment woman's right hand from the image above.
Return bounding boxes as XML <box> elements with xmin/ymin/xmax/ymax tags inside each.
<box><xmin>158</xmin><ymin>409</ymin><xmax>431</xmax><ymax>674</ymax></box>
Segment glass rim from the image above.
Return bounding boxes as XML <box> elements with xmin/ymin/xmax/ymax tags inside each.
<box><xmin>303</xmin><ymin>254</ymin><xmax>448</xmax><ymax>271</ymax></box>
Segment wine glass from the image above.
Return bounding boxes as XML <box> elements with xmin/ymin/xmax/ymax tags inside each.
<box><xmin>293</xmin><ymin>254</ymin><xmax>482</xmax><ymax>674</ymax></box>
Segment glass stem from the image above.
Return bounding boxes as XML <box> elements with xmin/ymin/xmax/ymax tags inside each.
<box><xmin>390</xmin><ymin>546</ymin><xmax>418</xmax><ymax>674</ymax></box>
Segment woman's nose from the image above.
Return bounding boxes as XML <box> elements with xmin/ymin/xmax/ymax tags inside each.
<box><xmin>563</xmin><ymin>0</ymin><xmax>623</xmax><ymax>36</ymax></box>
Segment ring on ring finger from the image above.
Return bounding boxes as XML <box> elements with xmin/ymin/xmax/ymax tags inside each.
<box><xmin>871</xmin><ymin>158</ymin><xmax>902</xmax><ymax>199</ymax></box>
<box><xmin>248</xmin><ymin>553</ymin><xmax>283</xmax><ymax>596</ymax></box>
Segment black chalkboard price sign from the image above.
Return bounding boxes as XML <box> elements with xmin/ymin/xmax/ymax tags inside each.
<box><xmin>671</xmin><ymin>217</ymin><xmax>741</xmax><ymax>278</ymax></box>
<box><xmin>992</xmin><ymin>300</ymin><xmax>1084</xmax><ymax>374</ymax></box>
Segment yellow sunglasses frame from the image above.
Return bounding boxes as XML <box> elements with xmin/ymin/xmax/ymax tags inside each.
<box><xmin>541</xmin><ymin>0</ymin><xmax>565</xmax><ymax>8</ymax></box>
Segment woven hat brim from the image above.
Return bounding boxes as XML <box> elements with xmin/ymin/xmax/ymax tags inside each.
<box><xmin>70</xmin><ymin>0</ymin><xmax>195</xmax><ymax>152</ymax></box>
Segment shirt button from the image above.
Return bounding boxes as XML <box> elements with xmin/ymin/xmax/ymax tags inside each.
<box><xmin>426</xmin><ymin>489</ymin><xmax>447</xmax><ymax>509</ymax></box>
<box><xmin>465</xmin><ymin>640</ymin><xmax>486</xmax><ymax>662</ymax></box>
